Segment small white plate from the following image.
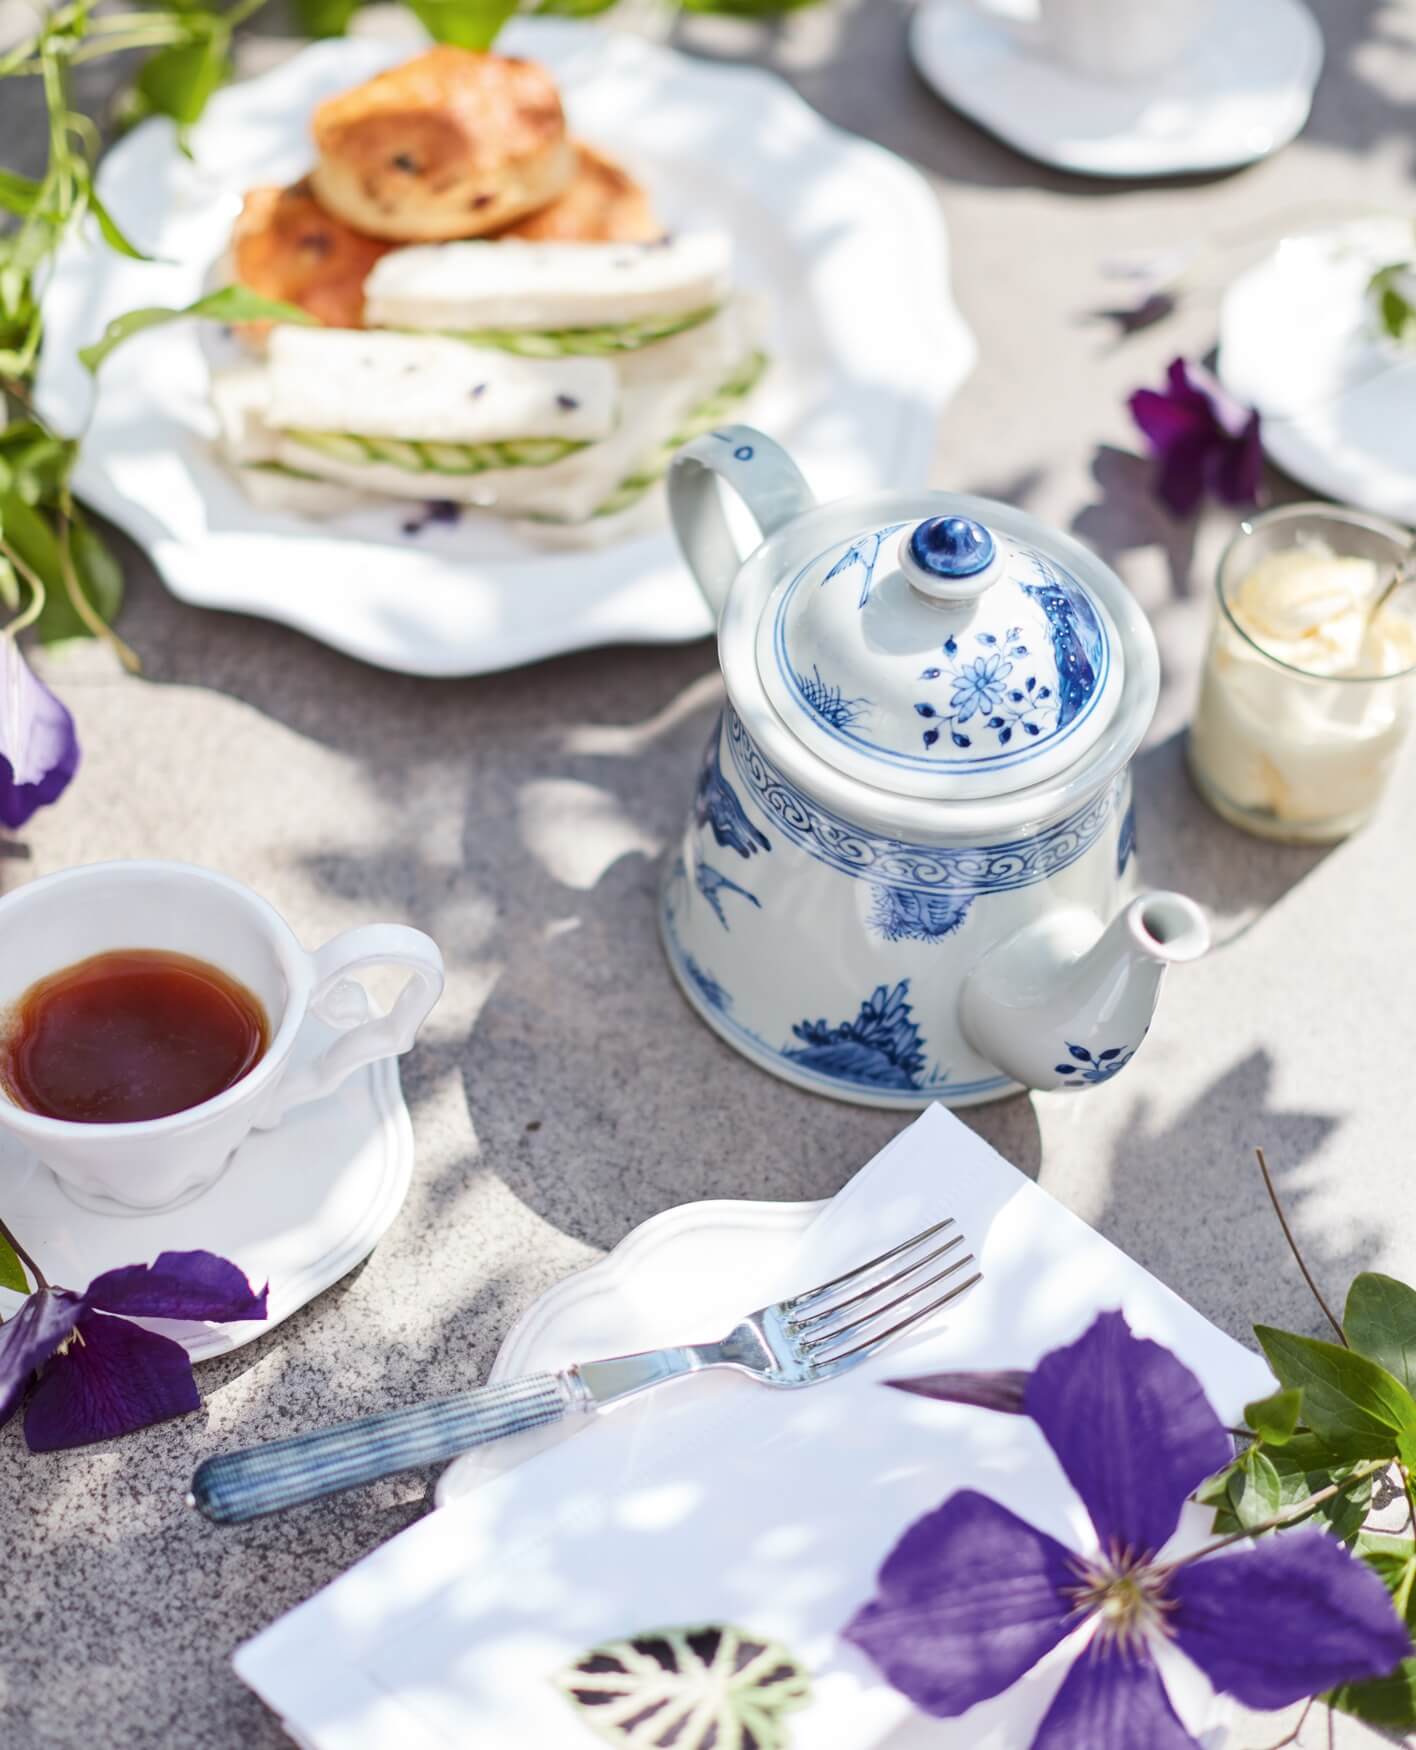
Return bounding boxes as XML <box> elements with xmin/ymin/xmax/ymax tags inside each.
<box><xmin>435</xmin><ymin>1194</ymin><xmax>826</xmax><ymax>1504</ymax></box>
<box><xmin>909</xmin><ymin>0</ymin><xmax>1323</xmax><ymax>180</ymax></box>
<box><xmin>36</xmin><ymin>21</ymin><xmax>974</xmax><ymax>678</ymax></box>
<box><xmin>1219</xmin><ymin>218</ymin><xmax>1416</xmax><ymax>525</ymax></box>
<box><xmin>0</xmin><ymin>1023</ymin><xmax>413</xmax><ymax>1361</ymax></box>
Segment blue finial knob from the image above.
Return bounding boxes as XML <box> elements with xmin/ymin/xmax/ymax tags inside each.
<box><xmin>910</xmin><ymin>516</ymin><xmax>995</xmax><ymax>579</ymax></box>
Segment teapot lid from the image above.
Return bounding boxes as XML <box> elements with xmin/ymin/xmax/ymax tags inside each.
<box><xmin>755</xmin><ymin>514</ymin><xmax>1124</xmax><ymax>801</ymax></box>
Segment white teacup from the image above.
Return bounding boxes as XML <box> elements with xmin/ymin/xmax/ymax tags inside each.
<box><xmin>0</xmin><ymin>861</ymin><xmax>445</xmax><ymax>1214</ymax></box>
<box><xmin>973</xmin><ymin>0</ymin><xmax>1213</xmax><ymax>82</ymax></box>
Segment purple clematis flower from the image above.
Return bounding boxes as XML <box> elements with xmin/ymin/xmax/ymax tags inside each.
<box><xmin>845</xmin><ymin>1312</ymin><xmax>1410</xmax><ymax>1748</ymax></box>
<box><xmin>0</xmin><ymin>1251</ymin><xmax>266</xmax><ymax>1451</ymax></box>
<box><xmin>0</xmin><ymin>636</ymin><xmax>80</xmax><ymax>828</ymax></box>
<box><xmin>1128</xmin><ymin>358</ymin><xmax>1264</xmax><ymax>518</ymax></box>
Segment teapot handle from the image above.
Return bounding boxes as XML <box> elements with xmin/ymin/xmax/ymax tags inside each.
<box><xmin>667</xmin><ymin>425</ymin><xmax>815</xmax><ymax>623</ymax></box>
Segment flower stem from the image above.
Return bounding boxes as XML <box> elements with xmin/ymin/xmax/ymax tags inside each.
<box><xmin>0</xmin><ymin>538</ymin><xmax>48</xmax><ymax>635</ymax></box>
<box><xmin>1255</xmin><ymin>1147</ymin><xmax>1347</xmax><ymax>1344</ymax></box>
<box><xmin>0</xmin><ymin>1210</ymin><xmax>48</xmax><ymax>1292</ymax></box>
<box><xmin>1252</xmin><ymin>1696</ymin><xmax>1315</xmax><ymax>1750</ymax></box>
<box><xmin>56</xmin><ymin>493</ymin><xmax>140</xmax><ymax>673</ymax></box>
<box><xmin>1163</xmin><ymin>1458</ymin><xmax>1390</xmax><ymax>1570</ymax></box>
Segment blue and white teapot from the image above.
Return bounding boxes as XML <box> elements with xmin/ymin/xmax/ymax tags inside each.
<box><xmin>660</xmin><ymin>425</ymin><xmax>1210</xmax><ymax>1109</ymax></box>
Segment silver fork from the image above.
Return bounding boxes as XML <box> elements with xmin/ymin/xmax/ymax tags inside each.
<box><xmin>189</xmin><ymin>1217</ymin><xmax>980</xmax><ymax>1525</ymax></box>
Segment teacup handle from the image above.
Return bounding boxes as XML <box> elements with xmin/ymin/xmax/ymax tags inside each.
<box><xmin>667</xmin><ymin>424</ymin><xmax>815</xmax><ymax>622</ymax></box>
<box><xmin>255</xmin><ymin>925</ymin><xmax>445</xmax><ymax>1129</ymax></box>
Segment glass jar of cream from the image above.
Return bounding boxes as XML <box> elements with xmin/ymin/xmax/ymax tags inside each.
<box><xmin>1188</xmin><ymin>504</ymin><xmax>1416</xmax><ymax>843</ymax></box>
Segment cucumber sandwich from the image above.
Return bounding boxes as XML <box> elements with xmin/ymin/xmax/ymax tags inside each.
<box><xmin>211</xmin><ymin>231</ymin><xmax>767</xmax><ymax>529</ymax></box>
<box><xmin>363</xmin><ymin>233</ymin><xmax>732</xmax><ymax>356</ymax></box>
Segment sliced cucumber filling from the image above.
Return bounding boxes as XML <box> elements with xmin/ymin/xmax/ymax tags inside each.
<box><xmin>590</xmin><ymin>349</ymin><xmax>768</xmax><ymax>519</ymax></box>
<box><xmin>246</xmin><ymin>462</ymin><xmax>328</xmax><ymax>482</ymax></box>
<box><xmin>434</xmin><ymin>305</ymin><xmax>720</xmax><ymax>358</ymax></box>
<box><xmin>282</xmin><ymin>428</ymin><xmax>588</xmax><ymax>476</ymax></box>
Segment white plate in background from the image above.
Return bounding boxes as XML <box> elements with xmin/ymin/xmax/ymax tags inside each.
<box><xmin>1219</xmin><ymin>218</ymin><xmax>1416</xmax><ymax>524</ymax></box>
<box><xmin>36</xmin><ymin>22</ymin><xmax>975</xmax><ymax>677</ymax></box>
<box><xmin>910</xmin><ymin>0</ymin><xmax>1323</xmax><ymax>179</ymax></box>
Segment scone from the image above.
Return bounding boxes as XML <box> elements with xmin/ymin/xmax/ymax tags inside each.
<box><xmin>497</xmin><ymin>143</ymin><xmax>662</xmax><ymax>244</ymax></box>
<box><xmin>230</xmin><ymin>179</ymin><xmax>391</xmax><ymax>334</ymax></box>
<box><xmin>310</xmin><ymin>46</ymin><xmax>575</xmax><ymax>243</ymax></box>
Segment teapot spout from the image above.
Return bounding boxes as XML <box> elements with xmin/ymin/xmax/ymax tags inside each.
<box><xmin>959</xmin><ymin>891</ymin><xmax>1209</xmax><ymax>1093</ymax></box>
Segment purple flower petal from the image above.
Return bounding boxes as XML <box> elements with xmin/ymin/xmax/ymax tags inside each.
<box><xmin>0</xmin><ymin>638</ymin><xmax>80</xmax><ymax>830</ymax></box>
<box><xmin>843</xmin><ymin>1489</ymin><xmax>1077</xmax><ymax>1718</ymax></box>
<box><xmin>1031</xmin><ymin>1636</ymin><xmax>1201</xmax><ymax>1750</ymax></box>
<box><xmin>1169</xmin><ymin>1529</ymin><xmax>1412</xmax><ymax>1709</ymax></box>
<box><xmin>1127</xmin><ymin>387</ymin><xmax>1210</xmax><ymax>453</ymax></box>
<box><xmin>1211</xmin><ymin>410</ymin><xmax>1264</xmax><ymax>507</ymax></box>
<box><xmin>1127</xmin><ymin>357</ymin><xmax>1263</xmax><ymax>519</ymax></box>
<box><xmin>884</xmin><ymin>1370</ymin><xmax>1029</xmax><ymax>1414</ymax></box>
<box><xmin>0</xmin><ymin>1287</ymin><xmax>84</xmax><ymax>1427</ymax></box>
<box><xmin>84</xmin><ymin>1250</ymin><xmax>268</xmax><ymax>1323</ymax></box>
<box><xmin>1024</xmin><ymin>1312</ymin><xmax>1232</xmax><ymax>1559</ymax></box>
<box><xmin>23</xmin><ymin>1311</ymin><xmax>199</xmax><ymax>1451</ymax></box>
<box><xmin>1152</xmin><ymin>435</ymin><xmax>1215</xmax><ymax>518</ymax></box>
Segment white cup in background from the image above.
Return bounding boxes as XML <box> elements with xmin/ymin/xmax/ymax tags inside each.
<box><xmin>0</xmin><ymin>861</ymin><xmax>444</xmax><ymax>1213</ymax></box>
<box><xmin>970</xmin><ymin>0</ymin><xmax>1215</xmax><ymax>82</ymax></box>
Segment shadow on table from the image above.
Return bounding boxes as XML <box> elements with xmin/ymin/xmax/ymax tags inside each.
<box><xmin>1131</xmin><ymin>731</ymin><xmax>1331</xmax><ymax>947</ymax></box>
<box><xmin>426</xmin><ymin>679</ymin><xmax>1042</xmax><ymax>1255</ymax></box>
<box><xmin>1078</xmin><ymin>1046</ymin><xmax>1373</xmax><ymax>1345</ymax></box>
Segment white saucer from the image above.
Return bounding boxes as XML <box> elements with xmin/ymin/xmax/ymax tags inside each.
<box><xmin>1219</xmin><ymin>218</ymin><xmax>1416</xmax><ymax>524</ymax></box>
<box><xmin>909</xmin><ymin>0</ymin><xmax>1324</xmax><ymax>179</ymax></box>
<box><xmin>434</xmin><ymin>1194</ymin><xmax>826</xmax><ymax>1505</ymax></box>
<box><xmin>0</xmin><ymin>1021</ymin><xmax>413</xmax><ymax>1362</ymax></box>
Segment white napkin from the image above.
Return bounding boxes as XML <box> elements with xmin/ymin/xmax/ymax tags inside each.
<box><xmin>235</xmin><ymin>1104</ymin><xmax>1270</xmax><ymax>1749</ymax></box>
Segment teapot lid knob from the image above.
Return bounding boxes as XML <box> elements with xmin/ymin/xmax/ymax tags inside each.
<box><xmin>900</xmin><ymin>516</ymin><xmax>1003</xmax><ymax>604</ymax></box>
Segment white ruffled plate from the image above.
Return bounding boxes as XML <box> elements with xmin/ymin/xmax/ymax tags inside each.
<box><xmin>0</xmin><ymin>1022</ymin><xmax>412</xmax><ymax>1361</ymax></box>
<box><xmin>237</xmin><ymin>1106</ymin><xmax>1256</xmax><ymax>1749</ymax></box>
<box><xmin>35</xmin><ymin>21</ymin><xmax>974</xmax><ymax>677</ymax></box>
<box><xmin>1218</xmin><ymin>218</ymin><xmax>1416</xmax><ymax>524</ymax></box>
<box><xmin>910</xmin><ymin>0</ymin><xmax>1323</xmax><ymax>179</ymax></box>
<box><xmin>434</xmin><ymin>1195</ymin><xmax>826</xmax><ymax>1503</ymax></box>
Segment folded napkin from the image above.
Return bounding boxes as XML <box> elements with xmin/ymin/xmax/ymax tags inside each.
<box><xmin>235</xmin><ymin>1104</ymin><xmax>1270</xmax><ymax>1748</ymax></box>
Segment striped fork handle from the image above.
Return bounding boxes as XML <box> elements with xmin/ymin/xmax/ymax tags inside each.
<box><xmin>189</xmin><ymin>1374</ymin><xmax>576</xmax><ymax>1524</ymax></box>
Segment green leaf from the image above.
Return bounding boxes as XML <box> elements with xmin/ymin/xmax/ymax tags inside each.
<box><xmin>1370</xmin><ymin>264</ymin><xmax>1416</xmax><ymax>348</ymax></box>
<box><xmin>1194</xmin><ymin>1458</ymin><xmax>1243</xmax><ymax>1508</ymax></box>
<box><xmin>0</xmin><ymin>422</ymin><xmax>77</xmax><ymax>506</ymax></box>
<box><xmin>134</xmin><ymin>35</ymin><xmax>230</xmax><ymax>130</ymax></box>
<box><xmin>1330</xmin><ymin>1539</ymin><xmax>1416</xmax><ymax>1731</ymax></box>
<box><xmin>1244</xmin><ymin>1386</ymin><xmax>1303</xmax><ymax>1444</ymax></box>
<box><xmin>402</xmin><ymin>0</ymin><xmax>519</xmax><ymax>49</ymax></box>
<box><xmin>78</xmin><ymin>286</ymin><xmax>314</xmax><ymax>373</ymax></box>
<box><xmin>0</xmin><ymin>497</ymin><xmax>122</xmax><ymax>644</ymax></box>
<box><xmin>35</xmin><ymin>514</ymin><xmax>123</xmax><ymax>645</ymax></box>
<box><xmin>0</xmin><ymin>1230</ymin><xmax>28</xmax><ymax>1294</ymax></box>
<box><xmin>87</xmin><ymin>189</ymin><xmax>151</xmax><ymax>263</ymax></box>
<box><xmin>0</xmin><ymin>490</ymin><xmax>64</xmax><ymax>597</ymax></box>
<box><xmin>1226</xmin><ymin>1448</ymin><xmax>1284</xmax><ymax>1528</ymax></box>
<box><xmin>294</xmin><ymin>0</ymin><xmax>364</xmax><ymax>33</ymax></box>
<box><xmin>1255</xmin><ymin>1325</ymin><xmax>1416</xmax><ymax>1459</ymax></box>
<box><xmin>1202</xmin><ymin>1434</ymin><xmax>1377</xmax><ymax>1546</ymax></box>
<box><xmin>0</xmin><ymin>169</ymin><xmax>40</xmax><ymax>217</ymax></box>
<box><xmin>1345</xmin><ymin>1273</ymin><xmax>1416</xmax><ymax>1395</ymax></box>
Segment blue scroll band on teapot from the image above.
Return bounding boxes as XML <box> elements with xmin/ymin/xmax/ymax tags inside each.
<box><xmin>720</xmin><ymin>708</ymin><xmax>1124</xmax><ymax>902</ymax></box>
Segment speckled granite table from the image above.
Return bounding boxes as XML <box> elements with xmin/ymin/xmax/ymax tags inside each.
<box><xmin>2</xmin><ymin>3</ymin><xmax>1414</xmax><ymax>1745</ymax></box>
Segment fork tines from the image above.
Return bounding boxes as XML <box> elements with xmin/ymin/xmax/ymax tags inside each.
<box><xmin>786</xmin><ymin>1217</ymin><xmax>980</xmax><ymax>1373</ymax></box>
